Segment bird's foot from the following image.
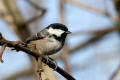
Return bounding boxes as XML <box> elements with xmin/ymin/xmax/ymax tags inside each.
<box><xmin>46</xmin><ymin>56</ymin><xmax>58</xmax><ymax>70</ymax></box>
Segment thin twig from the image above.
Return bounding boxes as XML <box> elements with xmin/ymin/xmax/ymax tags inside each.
<box><xmin>25</xmin><ymin>0</ymin><xmax>46</xmax><ymax>24</ymax></box>
<box><xmin>66</xmin><ymin>0</ymin><xmax>106</xmax><ymax>14</ymax></box>
<box><xmin>26</xmin><ymin>0</ymin><xmax>45</xmax><ymax>10</ymax></box>
<box><xmin>110</xmin><ymin>63</ymin><xmax>120</xmax><ymax>80</ymax></box>
<box><xmin>66</xmin><ymin>0</ymin><xmax>115</xmax><ymax>20</ymax></box>
<box><xmin>61</xmin><ymin>44</ymin><xmax>71</xmax><ymax>73</ymax></box>
<box><xmin>25</xmin><ymin>10</ymin><xmax>46</xmax><ymax>24</ymax></box>
<box><xmin>103</xmin><ymin>0</ymin><xmax>116</xmax><ymax>23</ymax></box>
<box><xmin>59</xmin><ymin>0</ymin><xmax>71</xmax><ymax>72</ymax></box>
<box><xmin>59</xmin><ymin>0</ymin><xmax>65</xmax><ymax>23</ymax></box>
<box><xmin>0</xmin><ymin>44</ymin><xmax>7</xmax><ymax>63</ymax></box>
<box><xmin>54</xmin><ymin>26</ymin><xmax>120</xmax><ymax>60</ymax></box>
<box><xmin>3</xmin><ymin>0</ymin><xmax>31</xmax><ymax>41</ymax></box>
<box><xmin>110</xmin><ymin>1</ymin><xmax>120</xmax><ymax>79</ymax></box>
<box><xmin>113</xmin><ymin>0</ymin><xmax>120</xmax><ymax>35</ymax></box>
<box><xmin>5</xmin><ymin>69</ymin><xmax>33</xmax><ymax>80</ymax></box>
<box><xmin>69</xmin><ymin>30</ymin><xmax>112</xmax><ymax>54</ymax></box>
<box><xmin>71</xmin><ymin>26</ymin><xmax>119</xmax><ymax>36</ymax></box>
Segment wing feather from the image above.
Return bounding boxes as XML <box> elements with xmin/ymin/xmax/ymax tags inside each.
<box><xmin>25</xmin><ymin>29</ymin><xmax>49</xmax><ymax>43</ymax></box>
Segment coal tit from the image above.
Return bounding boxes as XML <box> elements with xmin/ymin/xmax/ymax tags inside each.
<box><xmin>25</xmin><ymin>23</ymin><xmax>71</xmax><ymax>56</ymax></box>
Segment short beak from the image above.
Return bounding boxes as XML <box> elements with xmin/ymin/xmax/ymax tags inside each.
<box><xmin>66</xmin><ymin>31</ymin><xmax>72</xmax><ymax>34</ymax></box>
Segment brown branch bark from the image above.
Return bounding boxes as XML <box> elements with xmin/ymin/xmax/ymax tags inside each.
<box><xmin>103</xmin><ymin>0</ymin><xmax>116</xmax><ymax>23</ymax></box>
<box><xmin>66</xmin><ymin>0</ymin><xmax>115</xmax><ymax>21</ymax></box>
<box><xmin>5</xmin><ymin>69</ymin><xmax>33</xmax><ymax>80</ymax></box>
<box><xmin>25</xmin><ymin>0</ymin><xmax>46</xmax><ymax>24</ymax></box>
<box><xmin>69</xmin><ymin>25</ymin><xmax>120</xmax><ymax>54</ymax></box>
<box><xmin>0</xmin><ymin>0</ymin><xmax>45</xmax><ymax>79</ymax></box>
<box><xmin>0</xmin><ymin>44</ymin><xmax>7</xmax><ymax>63</ymax></box>
<box><xmin>27</xmin><ymin>0</ymin><xmax>45</xmax><ymax>10</ymax></box>
<box><xmin>54</xmin><ymin>26</ymin><xmax>120</xmax><ymax>60</ymax></box>
<box><xmin>66</xmin><ymin>0</ymin><xmax>105</xmax><ymax>14</ymax></box>
<box><xmin>0</xmin><ymin>1</ymin><xmax>33</xmax><ymax>79</ymax></box>
<box><xmin>59</xmin><ymin>0</ymin><xmax>65</xmax><ymax>23</ymax></box>
<box><xmin>110</xmin><ymin>0</ymin><xmax>120</xmax><ymax>80</ymax></box>
<box><xmin>59</xmin><ymin>0</ymin><xmax>71</xmax><ymax>73</ymax></box>
<box><xmin>3</xmin><ymin>0</ymin><xmax>31</xmax><ymax>41</ymax></box>
<box><xmin>113</xmin><ymin>0</ymin><xmax>120</xmax><ymax>31</ymax></box>
<box><xmin>25</xmin><ymin>10</ymin><xmax>46</xmax><ymax>25</ymax></box>
<box><xmin>71</xmin><ymin>26</ymin><xmax>119</xmax><ymax>36</ymax></box>
<box><xmin>110</xmin><ymin>63</ymin><xmax>120</xmax><ymax>80</ymax></box>
<box><xmin>69</xmin><ymin>30</ymin><xmax>114</xmax><ymax>54</ymax></box>
<box><xmin>61</xmin><ymin>44</ymin><xmax>71</xmax><ymax>73</ymax></box>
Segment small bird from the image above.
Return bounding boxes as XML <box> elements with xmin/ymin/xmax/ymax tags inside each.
<box><xmin>25</xmin><ymin>23</ymin><xmax>71</xmax><ymax>56</ymax></box>
<box><xmin>25</xmin><ymin>23</ymin><xmax>71</xmax><ymax>77</ymax></box>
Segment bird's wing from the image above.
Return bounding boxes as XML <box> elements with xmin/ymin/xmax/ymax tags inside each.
<box><xmin>25</xmin><ymin>35</ymin><xmax>43</xmax><ymax>43</ymax></box>
<box><xmin>25</xmin><ymin>29</ymin><xmax>49</xmax><ymax>43</ymax></box>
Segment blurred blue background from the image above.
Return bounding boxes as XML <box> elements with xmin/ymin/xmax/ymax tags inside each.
<box><xmin>0</xmin><ymin>0</ymin><xmax>120</xmax><ymax>80</ymax></box>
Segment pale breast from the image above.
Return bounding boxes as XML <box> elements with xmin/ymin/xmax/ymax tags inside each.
<box><xmin>28</xmin><ymin>37</ymin><xmax>62</xmax><ymax>55</ymax></box>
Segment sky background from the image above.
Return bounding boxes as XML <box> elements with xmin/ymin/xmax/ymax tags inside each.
<box><xmin>0</xmin><ymin>0</ymin><xmax>120</xmax><ymax>80</ymax></box>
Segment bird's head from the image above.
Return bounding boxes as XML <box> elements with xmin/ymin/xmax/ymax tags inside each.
<box><xmin>47</xmin><ymin>23</ymin><xmax>71</xmax><ymax>40</ymax></box>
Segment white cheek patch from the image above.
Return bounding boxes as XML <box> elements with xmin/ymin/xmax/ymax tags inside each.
<box><xmin>48</xmin><ymin>27</ymin><xmax>65</xmax><ymax>36</ymax></box>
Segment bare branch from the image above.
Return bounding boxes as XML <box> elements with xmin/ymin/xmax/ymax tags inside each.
<box><xmin>110</xmin><ymin>1</ymin><xmax>120</xmax><ymax>79</ymax></box>
<box><xmin>71</xmin><ymin>26</ymin><xmax>119</xmax><ymax>36</ymax></box>
<box><xmin>66</xmin><ymin>0</ymin><xmax>115</xmax><ymax>20</ymax></box>
<box><xmin>0</xmin><ymin>33</ymin><xmax>75</xmax><ymax>80</ymax></box>
<box><xmin>66</xmin><ymin>0</ymin><xmax>105</xmax><ymax>14</ymax></box>
<box><xmin>2</xmin><ymin>0</ymin><xmax>31</xmax><ymax>41</ymax></box>
<box><xmin>110</xmin><ymin>63</ymin><xmax>120</xmax><ymax>80</ymax></box>
<box><xmin>5</xmin><ymin>69</ymin><xmax>33</xmax><ymax>80</ymax></box>
<box><xmin>26</xmin><ymin>0</ymin><xmax>45</xmax><ymax>10</ymax></box>
<box><xmin>25</xmin><ymin>0</ymin><xmax>46</xmax><ymax>24</ymax></box>
<box><xmin>59</xmin><ymin>0</ymin><xmax>65</xmax><ymax>23</ymax></box>
<box><xmin>0</xmin><ymin>44</ymin><xmax>7</xmax><ymax>63</ymax></box>
<box><xmin>25</xmin><ymin>10</ymin><xmax>46</xmax><ymax>24</ymax></box>
<box><xmin>103</xmin><ymin>0</ymin><xmax>116</xmax><ymax>23</ymax></box>
<box><xmin>113</xmin><ymin>0</ymin><xmax>120</xmax><ymax>29</ymax></box>
<box><xmin>69</xmin><ymin>28</ymin><xmax>114</xmax><ymax>54</ymax></box>
<box><xmin>54</xmin><ymin>26</ymin><xmax>120</xmax><ymax>61</ymax></box>
<box><xmin>59</xmin><ymin>0</ymin><xmax>71</xmax><ymax>73</ymax></box>
<box><xmin>113</xmin><ymin>0</ymin><xmax>120</xmax><ymax>14</ymax></box>
<box><xmin>61</xmin><ymin>44</ymin><xmax>71</xmax><ymax>73</ymax></box>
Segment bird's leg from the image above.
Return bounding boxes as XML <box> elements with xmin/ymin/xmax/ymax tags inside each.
<box><xmin>49</xmin><ymin>57</ymin><xmax>57</xmax><ymax>70</ymax></box>
<box><xmin>45</xmin><ymin>56</ymin><xmax>58</xmax><ymax>70</ymax></box>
